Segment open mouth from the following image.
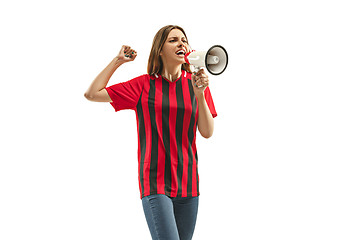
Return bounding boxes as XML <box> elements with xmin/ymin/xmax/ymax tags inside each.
<box><xmin>175</xmin><ymin>49</ymin><xmax>186</xmax><ymax>56</ymax></box>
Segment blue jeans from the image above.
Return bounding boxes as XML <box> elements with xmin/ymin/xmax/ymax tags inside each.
<box><xmin>142</xmin><ymin>194</ymin><xmax>199</xmax><ymax>240</ymax></box>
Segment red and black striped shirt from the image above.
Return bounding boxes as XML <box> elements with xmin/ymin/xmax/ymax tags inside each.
<box><xmin>106</xmin><ymin>70</ymin><xmax>217</xmax><ymax>199</ymax></box>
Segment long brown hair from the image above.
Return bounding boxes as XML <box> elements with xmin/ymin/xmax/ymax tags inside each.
<box><xmin>147</xmin><ymin>25</ymin><xmax>192</xmax><ymax>75</ymax></box>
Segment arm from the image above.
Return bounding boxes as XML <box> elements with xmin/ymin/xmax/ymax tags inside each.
<box><xmin>84</xmin><ymin>45</ymin><xmax>137</xmax><ymax>102</ymax></box>
<box><xmin>192</xmin><ymin>69</ymin><xmax>215</xmax><ymax>138</ymax></box>
<box><xmin>197</xmin><ymin>94</ymin><xmax>215</xmax><ymax>138</ymax></box>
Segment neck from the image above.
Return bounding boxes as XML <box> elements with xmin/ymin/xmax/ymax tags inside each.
<box><xmin>161</xmin><ymin>64</ymin><xmax>182</xmax><ymax>82</ymax></box>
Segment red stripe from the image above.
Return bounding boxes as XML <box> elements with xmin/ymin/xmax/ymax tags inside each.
<box><xmin>192</xmin><ymin>148</ymin><xmax>198</xmax><ymax>196</ymax></box>
<box><xmin>192</xmin><ymin>108</ymin><xmax>199</xmax><ymax>196</ymax></box>
<box><xmin>136</xmin><ymin>111</ymin><xmax>142</xmax><ymax>198</ymax></box>
<box><xmin>141</xmin><ymin>79</ymin><xmax>151</xmax><ymax>197</ymax></box>
<box><xmin>168</xmin><ymin>80</ymin><xmax>178</xmax><ymax>197</ymax></box>
<box><xmin>181</xmin><ymin>77</ymin><xmax>191</xmax><ymax>196</ymax></box>
<box><xmin>155</xmin><ymin>78</ymin><xmax>165</xmax><ymax>194</ymax></box>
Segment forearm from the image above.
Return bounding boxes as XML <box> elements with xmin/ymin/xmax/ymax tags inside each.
<box><xmin>197</xmin><ymin>94</ymin><xmax>214</xmax><ymax>138</ymax></box>
<box><xmin>85</xmin><ymin>57</ymin><xmax>124</xmax><ymax>96</ymax></box>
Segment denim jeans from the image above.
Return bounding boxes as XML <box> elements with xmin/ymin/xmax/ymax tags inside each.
<box><xmin>141</xmin><ymin>194</ymin><xmax>199</xmax><ymax>240</ymax></box>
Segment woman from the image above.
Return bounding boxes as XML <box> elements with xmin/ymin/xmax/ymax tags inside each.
<box><xmin>84</xmin><ymin>25</ymin><xmax>217</xmax><ymax>240</ymax></box>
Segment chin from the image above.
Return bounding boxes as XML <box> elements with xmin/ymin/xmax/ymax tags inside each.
<box><xmin>174</xmin><ymin>58</ymin><xmax>186</xmax><ymax>65</ymax></box>
<box><xmin>164</xmin><ymin>55</ymin><xmax>186</xmax><ymax>66</ymax></box>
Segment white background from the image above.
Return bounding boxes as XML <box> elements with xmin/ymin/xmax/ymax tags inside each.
<box><xmin>1</xmin><ymin>0</ymin><xmax>359</xmax><ymax>239</ymax></box>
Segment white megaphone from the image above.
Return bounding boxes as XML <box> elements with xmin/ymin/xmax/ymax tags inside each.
<box><xmin>184</xmin><ymin>45</ymin><xmax>228</xmax><ymax>75</ymax></box>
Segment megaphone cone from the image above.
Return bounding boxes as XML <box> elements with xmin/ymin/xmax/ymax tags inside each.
<box><xmin>185</xmin><ymin>45</ymin><xmax>228</xmax><ymax>75</ymax></box>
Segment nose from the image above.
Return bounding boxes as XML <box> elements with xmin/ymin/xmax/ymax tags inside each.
<box><xmin>178</xmin><ymin>42</ymin><xmax>183</xmax><ymax>48</ymax></box>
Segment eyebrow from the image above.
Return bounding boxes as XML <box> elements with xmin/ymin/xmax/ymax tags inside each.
<box><xmin>168</xmin><ymin>36</ymin><xmax>187</xmax><ymax>40</ymax></box>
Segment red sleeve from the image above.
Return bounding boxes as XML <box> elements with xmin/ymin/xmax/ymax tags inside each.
<box><xmin>204</xmin><ymin>87</ymin><xmax>217</xmax><ymax>118</ymax></box>
<box><xmin>105</xmin><ymin>74</ymin><xmax>147</xmax><ymax>111</ymax></box>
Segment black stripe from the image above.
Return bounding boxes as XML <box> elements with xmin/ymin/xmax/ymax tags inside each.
<box><xmin>162</xmin><ymin>79</ymin><xmax>171</xmax><ymax>194</ymax></box>
<box><xmin>195</xmin><ymin>151</ymin><xmax>199</xmax><ymax>193</ymax></box>
<box><xmin>136</xmin><ymin>92</ymin><xmax>146</xmax><ymax>198</ymax></box>
<box><xmin>187</xmin><ymin>78</ymin><xmax>197</xmax><ymax>195</ymax></box>
<box><xmin>176</xmin><ymin>77</ymin><xmax>185</xmax><ymax>197</ymax></box>
<box><xmin>148</xmin><ymin>79</ymin><xmax>158</xmax><ymax>194</ymax></box>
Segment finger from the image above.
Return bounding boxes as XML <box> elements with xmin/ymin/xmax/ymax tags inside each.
<box><xmin>129</xmin><ymin>49</ymin><xmax>136</xmax><ymax>56</ymax></box>
<box><xmin>125</xmin><ymin>49</ymin><xmax>133</xmax><ymax>58</ymax></box>
<box><xmin>192</xmin><ymin>78</ymin><xmax>197</xmax><ymax>87</ymax></box>
<box><xmin>195</xmin><ymin>79</ymin><xmax>204</xmax><ymax>88</ymax></box>
<box><xmin>199</xmin><ymin>75</ymin><xmax>207</xmax><ymax>81</ymax></box>
<box><xmin>124</xmin><ymin>47</ymin><xmax>130</xmax><ymax>55</ymax></box>
<box><xmin>192</xmin><ymin>76</ymin><xmax>200</xmax><ymax>87</ymax></box>
<box><xmin>124</xmin><ymin>47</ymin><xmax>134</xmax><ymax>57</ymax></box>
<box><xmin>120</xmin><ymin>48</ymin><xmax>129</xmax><ymax>58</ymax></box>
<box><xmin>196</xmin><ymin>73</ymin><xmax>207</xmax><ymax>80</ymax></box>
<box><xmin>122</xmin><ymin>46</ymin><xmax>130</xmax><ymax>54</ymax></box>
<box><xmin>198</xmin><ymin>77</ymin><xmax>208</xmax><ymax>83</ymax></box>
<box><xmin>126</xmin><ymin>48</ymin><xmax>137</xmax><ymax>58</ymax></box>
<box><xmin>129</xmin><ymin>51</ymin><xmax>137</xmax><ymax>59</ymax></box>
<box><xmin>196</xmin><ymin>76</ymin><xmax>207</xmax><ymax>83</ymax></box>
<box><xmin>126</xmin><ymin>48</ymin><xmax>135</xmax><ymax>54</ymax></box>
<box><xmin>197</xmin><ymin>79</ymin><xmax>207</xmax><ymax>87</ymax></box>
<box><xmin>195</xmin><ymin>68</ymin><xmax>205</xmax><ymax>76</ymax></box>
<box><xmin>198</xmin><ymin>77</ymin><xmax>209</xmax><ymax>87</ymax></box>
<box><xmin>194</xmin><ymin>76</ymin><xmax>201</xmax><ymax>85</ymax></box>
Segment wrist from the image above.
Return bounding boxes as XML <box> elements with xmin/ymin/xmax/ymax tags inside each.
<box><xmin>112</xmin><ymin>56</ymin><xmax>125</xmax><ymax>67</ymax></box>
<box><xmin>196</xmin><ymin>92</ymin><xmax>206</xmax><ymax>103</ymax></box>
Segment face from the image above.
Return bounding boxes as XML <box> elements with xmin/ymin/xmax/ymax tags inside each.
<box><xmin>160</xmin><ymin>29</ymin><xmax>189</xmax><ymax>65</ymax></box>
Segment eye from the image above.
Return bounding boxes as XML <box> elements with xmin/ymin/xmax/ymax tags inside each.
<box><xmin>169</xmin><ymin>40</ymin><xmax>176</xmax><ymax>42</ymax></box>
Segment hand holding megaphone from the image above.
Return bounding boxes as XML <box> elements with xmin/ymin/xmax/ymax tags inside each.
<box><xmin>184</xmin><ymin>45</ymin><xmax>228</xmax><ymax>75</ymax></box>
<box><xmin>192</xmin><ymin>68</ymin><xmax>209</xmax><ymax>90</ymax></box>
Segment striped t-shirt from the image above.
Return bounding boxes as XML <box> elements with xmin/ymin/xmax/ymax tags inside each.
<box><xmin>106</xmin><ymin>70</ymin><xmax>217</xmax><ymax>199</ymax></box>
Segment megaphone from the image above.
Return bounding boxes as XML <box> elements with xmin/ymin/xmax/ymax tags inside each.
<box><xmin>184</xmin><ymin>45</ymin><xmax>228</xmax><ymax>75</ymax></box>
